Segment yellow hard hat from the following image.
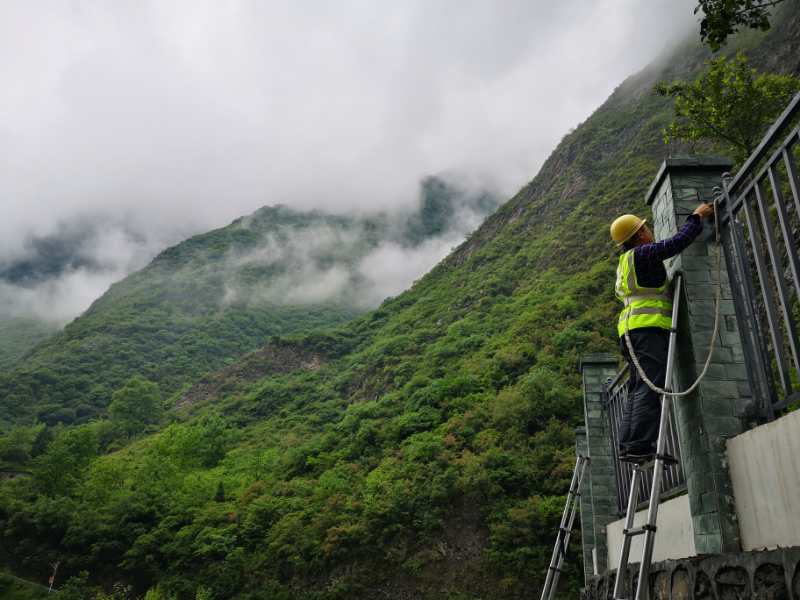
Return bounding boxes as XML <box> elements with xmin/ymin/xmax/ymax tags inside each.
<box><xmin>610</xmin><ymin>214</ymin><xmax>646</xmax><ymax>246</ymax></box>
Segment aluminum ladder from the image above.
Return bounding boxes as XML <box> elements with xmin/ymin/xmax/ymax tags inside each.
<box><xmin>612</xmin><ymin>275</ymin><xmax>683</xmax><ymax>600</ymax></box>
<box><xmin>540</xmin><ymin>453</ymin><xmax>590</xmax><ymax>600</ymax></box>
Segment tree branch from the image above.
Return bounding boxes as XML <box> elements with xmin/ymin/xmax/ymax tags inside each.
<box><xmin>734</xmin><ymin>0</ymin><xmax>784</xmax><ymax>14</ymax></box>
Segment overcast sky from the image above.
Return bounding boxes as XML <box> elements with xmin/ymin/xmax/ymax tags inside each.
<box><xmin>0</xmin><ymin>0</ymin><xmax>698</xmax><ymax>321</ymax></box>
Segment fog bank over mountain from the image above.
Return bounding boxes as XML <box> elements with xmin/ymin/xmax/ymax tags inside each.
<box><xmin>0</xmin><ymin>176</ymin><xmax>498</xmax><ymax>324</ymax></box>
<box><xmin>0</xmin><ymin>0</ymin><xmax>696</xmax><ymax>322</ymax></box>
<box><xmin>0</xmin><ymin>1</ymin><xmax>696</xmax><ymax>245</ymax></box>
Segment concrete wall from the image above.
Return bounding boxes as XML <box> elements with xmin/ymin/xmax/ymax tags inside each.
<box><xmin>606</xmin><ymin>493</ymin><xmax>697</xmax><ymax>566</ymax></box>
<box><xmin>583</xmin><ymin>546</ymin><xmax>800</xmax><ymax>600</ymax></box>
<box><xmin>728</xmin><ymin>409</ymin><xmax>800</xmax><ymax>551</ymax></box>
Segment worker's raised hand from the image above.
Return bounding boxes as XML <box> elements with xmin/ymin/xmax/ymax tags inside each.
<box><xmin>692</xmin><ymin>202</ymin><xmax>715</xmax><ymax>220</ymax></box>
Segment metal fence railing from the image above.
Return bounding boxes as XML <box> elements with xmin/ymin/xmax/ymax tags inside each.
<box><xmin>602</xmin><ymin>364</ymin><xmax>686</xmax><ymax>515</ymax></box>
<box><xmin>719</xmin><ymin>91</ymin><xmax>800</xmax><ymax>422</ymax></box>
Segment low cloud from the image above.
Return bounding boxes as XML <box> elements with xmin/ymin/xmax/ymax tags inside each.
<box><xmin>0</xmin><ymin>1</ymin><xmax>697</xmax><ymax>254</ymax></box>
<box><xmin>0</xmin><ymin>175</ymin><xmax>494</xmax><ymax>325</ymax></box>
<box><xmin>223</xmin><ymin>228</ymin><xmax>462</xmax><ymax>310</ymax></box>
<box><xmin>0</xmin><ymin>269</ymin><xmax>127</xmax><ymax>325</ymax></box>
<box><xmin>0</xmin><ymin>0</ymin><xmax>699</xmax><ymax>323</ymax></box>
<box><xmin>356</xmin><ymin>236</ymin><xmax>459</xmax><ymax>306</ymax></box>
<box><xmin>0</xmin><ymin>219</ymin><xmax>181</xmax><ymax>324</ymax></box>
<box><xmin>222</xmin><ymin>224</ymin><xmax>363</xmax><ymax>306</ymax></box>
<box><xmin>221</xmin><ymin>177</ymin><xmax>496</xmax><ymax>310</ymax></box>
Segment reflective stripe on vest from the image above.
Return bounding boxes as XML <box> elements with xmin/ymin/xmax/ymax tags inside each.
<box><xmin>615</xmin><ymin>249</ymin><xmax>673</xmax><ymax>337</ymax></box>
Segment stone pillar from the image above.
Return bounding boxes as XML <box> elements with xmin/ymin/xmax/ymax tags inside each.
<box><xmin>579</xmin><ymin>354</ymin><xmax>619</xmax><ymax>577</ymax></box>
<box><xmin>645</xmin><ymin>157</ymin><xmax>752</xmax><ymax>554</ymax></box>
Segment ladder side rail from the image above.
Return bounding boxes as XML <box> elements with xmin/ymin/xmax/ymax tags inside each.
<box><xmin>540</xmin><ymin>455</ymin><xmax>583</xmax><ymax>600</ymax></box>
<box><xmin>634</xmin><ymin>276</ymin><xmax>683</xmax><ymax>600</ymax></box>
<box><xmin>612</xmin><ymin>467</ymin><xmax>643</xmax><ymax>600</ymax></box>
<box><xmin>548</xmin><ymin>456</ymin><xmax>590</xmax><ymax>599</ymax></box>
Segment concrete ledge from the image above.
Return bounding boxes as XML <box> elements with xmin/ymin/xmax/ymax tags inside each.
<box><xmin>584</xmin><ymin>546</ymin><xmax>800</xmax><ymax>600</ymax></box>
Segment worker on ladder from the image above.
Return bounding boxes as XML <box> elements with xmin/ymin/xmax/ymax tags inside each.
<box><xmin>609</xmin><ymin>202</ymin><xmax>715</xmax><ymax>463</ymax></box>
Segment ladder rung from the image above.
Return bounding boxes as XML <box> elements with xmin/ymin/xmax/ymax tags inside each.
<box><xmin>656</xmin><ymin>453</ymin><xmax>679</xmax><ymax>465</ymax></box>
<box><xmin>547</xmin><ymin>566</ymin><xmax>562</xmax><ymax>573</ymax></box>
<box><xmin>623</xmin><ymin>524</ymin><xmax>656</xmax><ymax>537</ymax></box>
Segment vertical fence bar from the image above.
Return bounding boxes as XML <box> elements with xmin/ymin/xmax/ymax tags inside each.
<box><xmin>767</xmin><ymin>163</ymin><xmax>800</xmax><ymax>314</ymax></box>
<box><xmin>782</xmin><ymin>145</ymin><xmax>800</xmax><ymax>221</ymax></box>
<box><xmin>721</xmin><ymin>178</ymin><xmax>778</xmax><ymax>420</ymax></box>
<box><xmin>741</xmin><ymin>188</ymin><xmax>794</xmax><ymax>396</ymax></box>
<box><xmin>605</xmin><ymin>377</ymin><xmax>626</xmax><ymax>515</ymax></box>
<box><xmin>754</xmin><ymin>179</ymin><xmax>800</xmax><ymax>377</ymax></box>
<box><xmin>719</xmin><ymin>97</ymin><xmax>800</xmax><ymax>422</ymax></box>
<box><xmin>721</xmin><ymin>224</ymin><xmax>775</xmax><ymax>421</ymax></box>
<box><xmin>604</xmin><ymin>365</ymin><xmax>686</xmax><ymax>515</ymax></box>
<box><xmin>666</xmin><ymin>410</ymin><xmax>682</xmax><ymax>488</ymax></box>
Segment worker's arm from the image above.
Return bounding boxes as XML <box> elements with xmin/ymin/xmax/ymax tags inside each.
<box><xmin>635</xmin><ymin>203</ymin><xmax>713</xmax><ymax>263</ymax></box>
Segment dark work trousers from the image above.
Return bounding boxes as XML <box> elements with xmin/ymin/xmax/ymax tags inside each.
<box><xmin>618</xmin><ymin>327</ymin><xmax>669</xmax><ymax>453</ymax></box>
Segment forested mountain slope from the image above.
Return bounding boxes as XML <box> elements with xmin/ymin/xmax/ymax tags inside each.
<box><xmin>0</xmin><ymin>320</ymin><xmax>58</xmax><ymax>372</ymax></box>
<box><xmin>1</xmin><ymin>5</ymin><xmax>799</xmax><ymax>600</ymax></box>
<box><xmin>0</xmin><ymin>178</ymin><xmax>497</xmax><ymax>426</ymax></box>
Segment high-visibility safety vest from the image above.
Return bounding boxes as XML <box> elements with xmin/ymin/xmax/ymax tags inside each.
<box><xmin>615</xmin><ymin>249</ymin><xmax>672</xmax><ymax>337</ymax></box>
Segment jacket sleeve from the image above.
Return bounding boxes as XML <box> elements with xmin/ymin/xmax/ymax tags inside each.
<box><xmin>634</xmin><ymin>214</ymin><xmax>704</xmax><ymax>264</ymax></box>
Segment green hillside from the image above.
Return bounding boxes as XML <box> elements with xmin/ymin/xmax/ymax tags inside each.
<box><xmin>0</xmin><ymin>573</ymin><xmax>47</xmax><ymax>600</ymax></box>
<box><xmin>0</xmin><ymin>320</ymin><xmax>58</xmax><ymax>372</ymax></box>
<box><xmin>1</xmin><ymin>5</ymin><xmax>798</xmax><ymax>600</ymax></box>
<box><xmin>0</xmin><ymin>179</ymin><xmax>497</xmax><ymax>427</ymax></box>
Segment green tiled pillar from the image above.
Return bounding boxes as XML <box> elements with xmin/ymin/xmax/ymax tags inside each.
<box><xmin>579</xmin><ymin>354</ymin><xmax>619</xmax><ymax>577</ymax></box>
<box><xmin>645</xmin><ymin>157</ymin><xmax>751</xmax><ymax>553</ymax></box>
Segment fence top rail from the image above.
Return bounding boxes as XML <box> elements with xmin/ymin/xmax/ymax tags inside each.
<box><xmin>721</xmin><ymin>123</ymin><xmax>800</xmax><ymax>223</ymax></box>
<box><xmin>725</xmin><ymin>91</ymin><xmax>800</xmax><ymax>196</ymax></box>
<box><xmin>605</xmin><ymin>363</ymin><xmax>629</xmax><ymax>396</ymax></box>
